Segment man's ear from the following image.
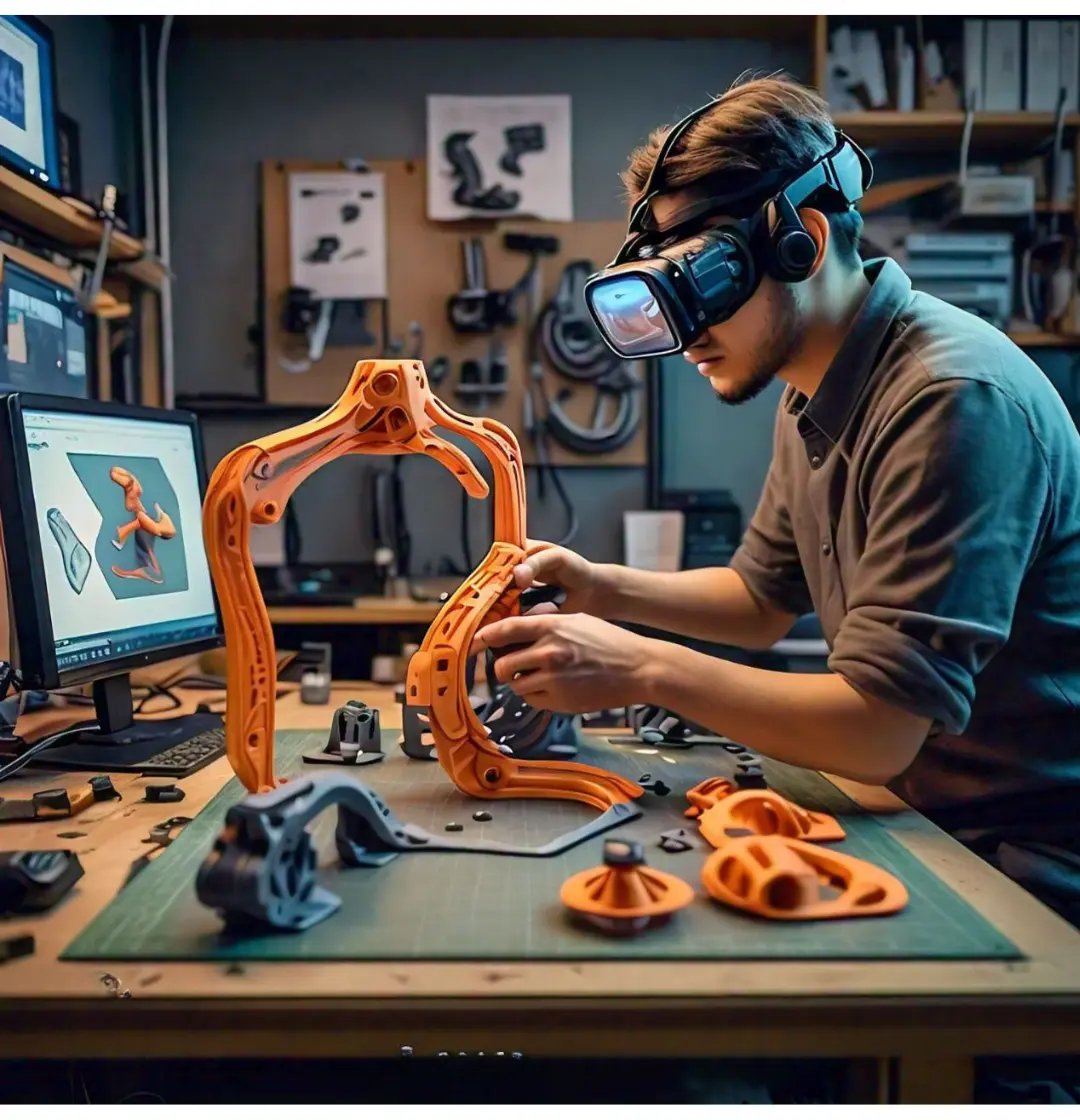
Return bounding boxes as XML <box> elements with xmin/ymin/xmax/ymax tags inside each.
<box><xmin>797</xmin><ymin>208</ymin><xmax>830</xmax><ymax>276</ymax></box>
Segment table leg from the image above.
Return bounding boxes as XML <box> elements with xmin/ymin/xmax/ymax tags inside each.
<box><xmin>894</xmin><ymin>1055</ymin><xmax>974</xmax><ymax>1103</ymax></box>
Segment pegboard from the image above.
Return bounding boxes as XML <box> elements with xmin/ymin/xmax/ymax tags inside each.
<box><xmin>259</xmin><ymin>159</ymin><xmax>647</xmax><ymax>467</ymax></box>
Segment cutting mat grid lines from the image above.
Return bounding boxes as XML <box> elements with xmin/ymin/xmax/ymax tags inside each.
<box><xmin>62</xmin><ymin>730</ymin><xmax>1022</xmax><ymax>962</ymax></box>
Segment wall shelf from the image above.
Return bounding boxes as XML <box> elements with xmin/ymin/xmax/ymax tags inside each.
<box><xmin>1009</xmin><ymin>331</ymin><xmax>1080</xmax><ymax>349</ymax></box>
<box><xmin>835</xmin><ymin>111</ymin><xmax>1080</xmax><ymax>150</ymax></box>
<box><xmin>0</xmin><ymin>166</ymin><xmax>165</xmax><ymax>289</ymax></box>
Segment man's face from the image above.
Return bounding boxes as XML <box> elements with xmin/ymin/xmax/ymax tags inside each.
<box><xmin>649</xmin><ymin>191</ymin><xmax>806</xmax><ymax>405</ymax></box>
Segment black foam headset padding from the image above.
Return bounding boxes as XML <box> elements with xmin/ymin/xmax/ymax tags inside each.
<box><xmin>773</xmin><ymin>227</ymin><xmax>819</xmax><ymax>281</ymax></box>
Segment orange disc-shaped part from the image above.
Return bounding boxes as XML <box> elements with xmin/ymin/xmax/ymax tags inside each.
<box><xmin>701</xmin><ymin>835</ymin><xmax>908</xmax><ymax>921</ymax></box>
<box><xmin>561</xmin><ymin>838</ymin><xmax>695</xmax><ymax>932</ymax></box>
<box><xmin>698</xmin><ymin>789</ymin><xmax>846</xmax><ymax>847</ymax></box>
<box><xmin>684</xmin><ymin>776</ymin><xmax>736</xmax><ymax>820</ymax></box>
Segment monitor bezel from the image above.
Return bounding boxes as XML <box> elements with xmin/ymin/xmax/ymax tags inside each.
<box><xmin>0</xmin><ymin>391</ymin><xmax>225</xmax><ymax>690</ymax></box>
<box><xmin>0</xmin><ymin>249</ymin><xmax>100</xmax><ymax>399</ymax></box>
<box><xmin>0</xmin><ymin>15</ymin><xmax>62</xmax><ymax>193</ymax></box>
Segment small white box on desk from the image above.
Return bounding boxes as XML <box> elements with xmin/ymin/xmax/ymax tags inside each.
<box><xmin>623</xmin><ymin>511</ymin><xmax>684</xmax><ymax>572</ymax></box>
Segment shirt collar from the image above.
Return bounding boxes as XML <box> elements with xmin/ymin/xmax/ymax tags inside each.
<box><xmin>785</xmin><ymin>257</ymin><xmax>914</xmax><ymax>447</ymax></box>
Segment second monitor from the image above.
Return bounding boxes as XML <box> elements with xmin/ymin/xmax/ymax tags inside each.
<box><xmin>0</xmin><ymin>392</ymin><xmax>226</xmax><ymax>775</ymax></box>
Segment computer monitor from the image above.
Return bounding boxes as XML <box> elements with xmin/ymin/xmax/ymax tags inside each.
<box><xmin>0</xmin><ymin>392</ymin><xmax>225</xmax><ymax>771</ymax></box>
<box><xmin>0</xmin><ymin>16</ymin><xmax>59</xmax><ymax>190</ymax></box>
<box><xmin>0</xmin><ymin>249</ymin><xmax>92</xmax><ymax>398</ymax></box>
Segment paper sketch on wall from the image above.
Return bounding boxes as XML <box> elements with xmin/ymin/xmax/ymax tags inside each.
<box><xmin>426</xmin><ymin>95</ymin><xmax>573</xmax><ymax>222</ymax></box>
<box><xmin>287</xmin><ymin>170</ymin><xmax>388</xmax><ymax>300</ymax></box>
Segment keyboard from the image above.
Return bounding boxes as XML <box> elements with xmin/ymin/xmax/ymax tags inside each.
<box><xmin>137</xmin><ymin>728</ymin><xmax>227</xmax><ymax>778</ymax></box>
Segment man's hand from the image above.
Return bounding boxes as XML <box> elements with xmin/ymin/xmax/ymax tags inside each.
<box><xmin>471</xmin><ymin>612</ymin><xmax>656</xmax><ymax>713</ymax></box>
<box><xmin>512</xmin><ymin>540</ymin><xmax>614</xmax><ymax>618</ymax></box>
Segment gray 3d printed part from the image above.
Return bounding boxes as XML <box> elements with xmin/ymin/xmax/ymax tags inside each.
<box><xmin>303</xmin><ymin>700</ymin><xmax>385</xmax><ymax>766</ymax></box>
<box><xmin>195</xmin><ymin>773</ymin><xmax>642</xmax><ymax>933</ymax></box>
<box><xmin>46</xmin><ymin>507</ymin><xmax>92</xmax><ymax>594</ymax></box>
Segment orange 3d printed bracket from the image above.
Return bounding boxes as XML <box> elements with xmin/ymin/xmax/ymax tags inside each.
<box><xmin>697</xmin><ymin>789</ymin><xmax>847</xmax><ymax>848</ymax></box>
<box><xmin>203</xmin><ymin>359</ymin><xmax>643</xmax><ymax>822</ymax></box>
<box><xmin>700</xmin><ymin>835</ymin><xmax>909</xmax><ymax>920</ymax></box>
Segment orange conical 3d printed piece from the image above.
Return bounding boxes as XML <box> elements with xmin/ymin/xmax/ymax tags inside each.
<box><xmin>203</xmin><ymin>359</ymin><xmax>643</xmax><ymax>816</ymax></box>
<box><xmin>697</xmin><ymin>789</ymin><xmax>846</xmax><ymax>848</ymax></box>
<box><xmin>701</xmin><ymin>835</ymin><xmax>908</xmax><ymax>920</ymax></box>
<box><xmin>560</xmin><ymin>838</ymin><xmax>695</xmax><ymax>934</ymax></box>
<box><xmin>683</xmin><ymin>776</ymin><xmax>737</xmax><ymax>820</ymax></box>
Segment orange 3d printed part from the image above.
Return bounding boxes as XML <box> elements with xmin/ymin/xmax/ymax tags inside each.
<box><xmin>683</xmin><ymin>776</ymin><xmax>736</xmax><ymax>820</ymax></box>
<box><xmin>700</xmin><ymin>835</ymin><xmax>908</xmax><ymax>920</ymax></box>
<box><xmin>203</xmin><ymin>359</ymin><xmax>644</xmax><ymax>818</ymax></box>
<box><xmin>698</xmin><ymin>789</ymin><xmax>846</xmax><ymax>848</ymax></box>
<box><xmin>560</xmin><ymin>837</ymin><xmax>695</xmax><ymax>934</ymax></box>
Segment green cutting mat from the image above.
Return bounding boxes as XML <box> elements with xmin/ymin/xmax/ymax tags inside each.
<box><xmin>63</xmin><ymin>729</ymin><xmax>1021</xmax><ymax>962</ymax></box>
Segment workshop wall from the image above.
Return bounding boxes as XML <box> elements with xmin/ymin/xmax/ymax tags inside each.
<box><xmin>41</xmin><ymin>16</ymin><xmax>129</xmax><ymax>204</ymax></box>
<box><xmin>166</xmin><ymin>33</ymin><xmax>809</xmax><ymax>570</ymax></box>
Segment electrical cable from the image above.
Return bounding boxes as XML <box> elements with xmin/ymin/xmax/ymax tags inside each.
<box><xmin>0</xmin><ymin>722</ymin><xmax>101</xmax><ymax>783</ymax></box>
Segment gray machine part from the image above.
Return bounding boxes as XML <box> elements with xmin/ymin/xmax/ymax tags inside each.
<box><xmin>195</xmin><ymin>773</ymin><xmax>642</xmax><ymax>933</ymax></box>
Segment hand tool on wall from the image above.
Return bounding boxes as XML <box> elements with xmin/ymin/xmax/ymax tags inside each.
<box><xmin>77</xmin><ymin>184</ymin><xmax>118</xmax><ymax>312</ymax></box>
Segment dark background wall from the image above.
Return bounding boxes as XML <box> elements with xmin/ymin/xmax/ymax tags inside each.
<box><xmin>41</xmin><ymin>21</ymin><xmax>1080</xmax><ymax>579</ymax></box>
<box><xmin>162</xmin><ymin>33</ymin><xmax>809</xmax><ymax>574</ymax></box>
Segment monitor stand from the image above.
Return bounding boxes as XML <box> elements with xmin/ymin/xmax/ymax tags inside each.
<box><xmin>21</xmin><ymin>673</ymin><xmax>224</xmax><ymax>775</ymax></box>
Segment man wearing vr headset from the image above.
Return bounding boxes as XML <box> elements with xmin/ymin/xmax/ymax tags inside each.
<box><xmin>475</xmin><ymin>75</ymin><xmax>1080</xmax><ymax>921</ymax></box>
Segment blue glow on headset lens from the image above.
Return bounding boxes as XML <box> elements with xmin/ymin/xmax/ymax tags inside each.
<box><xmin>586</xmin><ymin>276</ymin><xmax>676</xmax><ymax>356</ymax></box>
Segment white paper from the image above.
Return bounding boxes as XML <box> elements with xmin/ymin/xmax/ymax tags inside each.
<box><xmin>623</xmin><ymin>511</ymin><xmax>683</xmax><ymax>573</ymax></box>
<box><xmin>426</xmin><ymin>94</ymin><xmax>573</xmax><ymax>222</ymax></box>
<box><xmin>287</xmin><ymin>170</ymin><xmax>387</xmax><ymax>300</ymax></box>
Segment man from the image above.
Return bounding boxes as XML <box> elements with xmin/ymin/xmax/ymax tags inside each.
<box><xmin>473</xmin><ymin>74</ymin><xmax>1080</xmax><ymax>922</ymax></box>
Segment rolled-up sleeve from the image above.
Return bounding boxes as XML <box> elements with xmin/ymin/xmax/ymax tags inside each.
<box><xmin>829</xmin><ymin>376</ymin><xmax>1052</xmax><ymax>734</ymax></box>
<box><xmin>729</xmin><ymin>407</ymin><xmax>815</xmax><ymax>618</ymax></box>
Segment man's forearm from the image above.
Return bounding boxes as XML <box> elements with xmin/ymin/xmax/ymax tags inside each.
<box><xmin>640</xmin><ymin>639</ymin><xmax>929</xmax><ymax>786</ymax></box>
<box><xmin>595</xmin><ymin>564</ymin><xmax>794</xmax><ymax>649</ymax></box>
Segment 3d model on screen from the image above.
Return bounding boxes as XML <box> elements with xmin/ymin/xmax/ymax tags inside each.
<box><xmin>107</xmin><ymin>466</ymin><xmax>177</xmax><ymax>585</ymax></box>
<box><xmin>45</xmin><ymin>506</ymin><xmax>92</xmax><ymax>594</ymax></box>
<box><xmin>202</xmin><ymin>358</ymin><xmax>644</xmax><ymax>823</ymax></box>
<box><xmin>68</xmin><ymin>453</ymin><xmax>190</xmax><ymax>600</ymax></box>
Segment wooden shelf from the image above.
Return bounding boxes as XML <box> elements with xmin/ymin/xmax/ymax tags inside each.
<box><xmin>0</xmin><ymin>166</ymin><xmax>165</xmax><ymax>289</ymax></box>
<box><xmin>175</xmin><ymin>15</ymin><xmax>817</xmax><ymax>41</ymax></box>
<box><xmin>835</xmin><ymin>111</ymin><xmax>1080</xmax><ymax>149</ymax></box>
<box><xmin>268</xmin><ymin>598</ymin><xmax>440</xmax><ymax>626</ymax></box>
<box><xmin>1008</xmin><ymin>331</ymin><xmax>1080</xmax><ymax>349</ymax></box>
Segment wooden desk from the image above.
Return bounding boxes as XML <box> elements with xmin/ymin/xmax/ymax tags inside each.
<box><xmin>2</xmin><ymin>680</ymin><xmax>1080</xmax><ymax>1103</ymax></box>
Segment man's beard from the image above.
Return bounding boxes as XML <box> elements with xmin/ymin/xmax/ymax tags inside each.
<box><xmin>714</xmin><ymin>285</ymin><xmax>804</xmax><ymax>406</ymax></box>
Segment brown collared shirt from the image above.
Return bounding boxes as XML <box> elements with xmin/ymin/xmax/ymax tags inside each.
<box><xmin>730</xmin><ymin>258</ymin><xmax>1080</xmax><ymax>842</ymax></box>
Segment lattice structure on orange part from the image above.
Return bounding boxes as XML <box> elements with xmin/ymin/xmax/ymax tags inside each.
<box><xmin>202</xmin><ymin>358</ymin><xmax>643</xmax><ymax>813</ymax></box>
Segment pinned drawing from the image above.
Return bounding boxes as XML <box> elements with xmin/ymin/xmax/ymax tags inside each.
<box><xmin>427</xmin><ymin>95</ymin><xmax>573</xmax><ymax>222</ymax></box>
<box><xmin>287</xmin><ymin>170</ymin><xmax>388</xmax><ymax>300</ymax></box>
<box><xmin>46</xmin><ymin>507</ymin><xmax>91</xmax><ymax>594</ymax></box>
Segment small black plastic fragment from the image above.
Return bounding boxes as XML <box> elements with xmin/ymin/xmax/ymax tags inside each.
<box><xmin>723</xmin><ymin>743</ymin><xmax>746</xmax><ymax>754</ymax></box>
<box><xmin>641</xmin><ymin>777</ymin><xmax>671</xmax><ymax>796</ymax></box>
<box><xmin>146</xmin><ymin>783</ymin><xmax>185</xmax><ymax>804</ymax></box>
<box><xmin>0</xmin><ymin>933</ymin><xmax>35</xmax><ymax>962</ymax></box>
<box><xmin>472</xmin><ymin>810</ymin><xmax>492</xmax><ymax>822</ymax></box>
<box><xmin>659</xmin><ymin>828</ymin><xmax>690</xmax><ymax>841</ymax></box>
<box><xmin>659</xmin><ymin>836</ymin><xmax>693</xmax><ymax>853</ymax></box>
<box><xmin>445</xmin><ymin>822</ymin><xmax>464</xmax><ymax>832</ymax></box>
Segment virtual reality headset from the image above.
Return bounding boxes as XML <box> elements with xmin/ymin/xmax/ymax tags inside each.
<box><xmin>583</xmin><ymin>98</ymin><xmax>873</xmax><ymax>360</ymax></box>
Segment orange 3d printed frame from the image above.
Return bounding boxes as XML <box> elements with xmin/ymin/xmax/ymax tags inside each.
<box><xmin>203</xmin><ymin>359</ymin><xmax>644</xmax><ymax>817</ymax></box>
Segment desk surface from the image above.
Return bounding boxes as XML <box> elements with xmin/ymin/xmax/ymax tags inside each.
<box><xmin>2</xmin><ymin>671</ymin><xmax>1080</xmax><ymax>1080</ymax></box>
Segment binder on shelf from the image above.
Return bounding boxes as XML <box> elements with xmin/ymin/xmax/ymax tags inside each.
<box><xmin>1024</xmin><ymin>19</ymin><xmax>1061</xmax><ymax>112</ymax></box>
<box><xmin>985</xmin><ymin>20</ymin><xmax>1022</xmax><ymax>112</ymax></box>
<box><xmin>963</xmin><ymin>19</ymin><xmax>985</xmax><ymax>111</ymax></box>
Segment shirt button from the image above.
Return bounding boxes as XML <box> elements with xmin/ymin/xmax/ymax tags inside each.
<box><xmin>821</xmin><ymin>541</ymin><xmax>832</xmax><ymax>556</ymax></box>
<box><xmin>810</xmin><ymin>453</ymin><xmax>822</xmax><ymax>469</ymax></box>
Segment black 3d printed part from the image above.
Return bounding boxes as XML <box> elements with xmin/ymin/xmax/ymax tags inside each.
<box><xmin>303</xmin><ymin>701</ymin><xmax>385</xmax><ymax>767</ymax></box>
<box><xmin>195</xmin><ymin>773</ymin><xmax>642</xmax><ymax>933</ymax></box>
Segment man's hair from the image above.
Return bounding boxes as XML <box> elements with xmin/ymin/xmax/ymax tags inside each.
<box><xmin>622</xmin><ymin>72</ymin><xmax>863</xmax><ymax>267</ymax></box>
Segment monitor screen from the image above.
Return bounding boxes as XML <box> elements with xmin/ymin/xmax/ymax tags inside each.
<box><xmin>655</xmin><ymin>353</ymin><xmax>784</xmax><ymax>522</ymax></box>
<box><xmin>0</xmin><ymin>16</ymin><xmax>58</xmax><ymax>187</ymax></box>
<box><xmin>1</xmin><ymin>258</ymin><xmax>88</xmax><ymax>397</ymax></box>
<box><xmin>20</xmin><ymin>406</ymin><xmax>219</xmax><ymax>675</ymax></box>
